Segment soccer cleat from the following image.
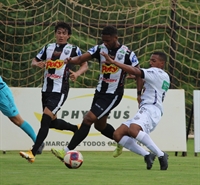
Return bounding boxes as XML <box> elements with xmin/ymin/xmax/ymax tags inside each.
<box><xmin>51</xmin><ymin>148</ymin><xmax>66</xmax><ymax>162</ymax></box>
<box><xmin>19</xmin><ymin>150</ymin><xmax>35</xmax><ymax>163</ymax></box>
<box><xmin>34</xmin><ymin>142</ymin><xmax>45</xmax><ymax>155</ymax></box>
<box><xmin>144</xmin><ymin>153</ymin><xmax>156</xmax><ymax>170</ymax></box>
<box><xmin>158</xmin><ymin>152</ymin><xmax>168</xmax><ymax>170</ymax></box>
<box><xmin>113</xmin><ymin>143</ymin><xmax>123</xmax><ymax>158</ymax></box>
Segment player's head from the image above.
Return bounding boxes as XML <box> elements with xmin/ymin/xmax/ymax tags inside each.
<box><xmin>101</xmin><ymin>26</ymin><xmax>119</xmax><ymax>50</ymax></box>
<box><xmin>55</xmin><ymin>22</ymin><xmax>72</xmax><ymax>44</ymax></box>
<box><xmin>149</xmin><ymin>51</ymin><xmax>167</xmax><ymax>69</ymax></box>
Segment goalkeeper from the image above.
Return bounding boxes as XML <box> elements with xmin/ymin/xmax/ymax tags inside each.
<box><xmin>0</xmin><ymin>76</ymin><xmax>44</xmax><ymax>154</ymax></box>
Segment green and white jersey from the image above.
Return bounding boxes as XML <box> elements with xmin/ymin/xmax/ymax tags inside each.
<box><xmin>140</xmin><ymin>67</ymin><xmax>170</xmax><ymax>114</ymax></box>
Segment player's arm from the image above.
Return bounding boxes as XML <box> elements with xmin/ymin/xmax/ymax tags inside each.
<box><xmin>65</xmin><ymin>52</ymin><xmax>92</xmax><ymax>65</ymax></box>
<box><xmin>100</xmin><ymin>51</ymin><xmax>143</xmax><ymax>77</ymax></box>
<box><xmin>136</xmin><ymin>74</ymin><xmax>144</xmax><ymax>105</ymax></box>
<box><xmin>31</xmin><ymin>57</ymin><xmax>46</xmax><ymax>68</ymax></box>
<box><xmin>69</xmin><ymin>62</ymin><xmax>88</xmax><ymax>82</ymax></box>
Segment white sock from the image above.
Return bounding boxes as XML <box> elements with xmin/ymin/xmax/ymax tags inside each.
<box><xmin>119</xmin><ymin>135</ymin><xmax>149</xmax><ymax>156</ymax></box>
<box><xmin>64</xmin><ymin>147</ymin><xmax>70</xmax><ymax>153</ymax></box>
<box><xmin>136</xmin><ymin>130</ymin><xmax>164</xmax><ymax>157</ymax></box>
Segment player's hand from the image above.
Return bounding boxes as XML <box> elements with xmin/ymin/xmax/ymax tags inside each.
<box><xmin>34</xmin><ymin>61</ymin><xmax>46</xmax><ymax>68</ymax></box>
<box><xmin>69</xmin><ymin>69</ymin><xmax>78</xmax><ymax>81</ymax></box>
<box><xmin>31</xmin><ymin>58</ymin><xmax>46</xmax><ymax>68</ymax></box>
<box><xmin>64</xmin><ymin>57</ymin><xmax>72</xmax><ymax>64</ymax></box>
<box><xmin>100</xmin><ymin>52</ymin><xmax>115</xmax><ymax>64</ymax></box>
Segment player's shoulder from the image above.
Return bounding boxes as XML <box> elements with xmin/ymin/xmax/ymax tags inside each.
<box><xmin>65</xmin><ymin>43</ymin><xmax>80</xmax><ymax>50</ymax></box>
<box><xmin>146</xmin><ymin>67</ymin><xmax>169</xmax><ymax>77</ymax></box>
<box><xmin>120</xmin><ymin>45</ymin><xmax>134</xmax><ymax>55</ymax></box>
<box><xmin>87</xmin><ymin>44</ymin><xmax>101</xmax><ymax>53</ymax></box>
<box><xmin>98</xmin><ymin>44</ymin><xmax>106</xmax><ymax>49</ymax></box>
<box><xmin>45</xmin><ymin>43</ymin><xmax>56</xmax><ymax>48</ymax></box>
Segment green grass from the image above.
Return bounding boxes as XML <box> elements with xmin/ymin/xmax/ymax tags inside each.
<box><xmin>0</xmin><ymin>139</ymin><xmax>199</xmax><ymax>185</ymax></box>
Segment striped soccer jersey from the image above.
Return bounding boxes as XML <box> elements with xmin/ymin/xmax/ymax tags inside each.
<box><xmin>87</xmin><ymin>44</ymin><xmax>139</xmax><ymax>94</ymax></box>
<box><xmin>36</xmin><ymin>43</ymin><xmax>82</xmax><ymax>94</ymax></box>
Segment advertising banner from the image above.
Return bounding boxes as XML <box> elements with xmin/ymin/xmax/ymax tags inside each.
<box><xmin>0</xmin><ymin>88</ymin><xmax>187</xmax><ymax>152</ymax></box>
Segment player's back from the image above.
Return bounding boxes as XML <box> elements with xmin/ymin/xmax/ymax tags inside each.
<box><xmin>140</xmin><ymin>67</ymin><xmax>170</xmax><ymax>113</ymax></box>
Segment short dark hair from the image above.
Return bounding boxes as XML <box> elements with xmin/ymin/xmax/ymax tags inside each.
<box><xmin>152</xmin><ymin>51</ymin><xmax>167</xmax><ymax>62</ymax></box>
<box><xmin>55</xmin><ymin>22</ymin><xmax>72</xmax><ymax>35</ymax></box>
<box><xmin>101</xmin><ymin>25</ymin><xmax>118</xmax><ymax>36</ymax></box>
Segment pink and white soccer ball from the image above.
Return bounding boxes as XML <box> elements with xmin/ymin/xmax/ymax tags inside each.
<box><xmin>64</xmin><ymin>150</ymin><xmax>83</xmax><ymax>169</ymax></box>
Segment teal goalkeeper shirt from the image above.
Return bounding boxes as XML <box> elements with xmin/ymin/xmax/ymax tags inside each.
<box><xmin>0</xmin><ymin>76</ymin><xmax>6</xmax><ymax>89</ymax></box>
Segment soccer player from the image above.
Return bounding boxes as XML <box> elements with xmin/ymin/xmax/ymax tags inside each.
<box><xmin>0</xmin><ymin>76</ymin><xmax>44</xmax><ymax>154</ymax></box>
<box><xmin>19</xmin><ymin>22</ymin><xmax>88</xmax><ymax>163</ymax></box>
<box><xmin>101</xmin><ymin>51</ymin><xmax>170</xmax><ymax>170</ymax></box>
<box><xmin>51</xmin><ymin>25</ymin><xmax>142</xmax><ymax>162</ymax></box>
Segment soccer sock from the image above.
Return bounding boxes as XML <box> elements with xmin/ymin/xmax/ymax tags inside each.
<box><xmin>20</xmin><ymin>121</ymin><xmax>37</xmax><ymax>142</ymax></box>
<box><xmin>100</xmin><ymin>123</ymin><xmax>115</xmax><ymax>140</ymax></box>
<box><xmin>32</xmin><ymin>114</ymin><xmax>52</xmax><ymax>156</ymax></box>
<box><xmin>50</xmin><ymin>119</ymin><xmax>78</xmax><ymax>133</ymax></box>
<box><xmin>67</xmin><ymin>122</ymin><xmax>91</xmax><ymax>150</ymax></box>
<box><xmin>119</xmin><ymin>135</ymin><xmax>149</xmax><ymax>156</ymax></box>
<box><xmin>136</xmin><ymin>130</ymin><xmax>164</xmax><ymax>157</ymax></box>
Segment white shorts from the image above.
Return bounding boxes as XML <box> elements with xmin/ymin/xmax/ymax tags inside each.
<box><xmin>123</xmin><ymin>104</ymin><xmax>162</xmax><ymax>134</ymax></box>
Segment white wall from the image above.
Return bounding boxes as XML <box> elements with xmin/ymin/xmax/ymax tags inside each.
<box><xmin>0</xmin><ymin>88</ymin><xmax>187</xmax><ymax>152</ymax></box>
<box><xmin>193</xmin><ymin>90</ymin><xmax>200</xmax><ymax>153</ymax></box>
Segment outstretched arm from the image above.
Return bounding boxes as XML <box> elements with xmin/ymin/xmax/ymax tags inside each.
<box><xmin>100</xmin><ymin>52</ymin><xmax>142</xmax><ymax>77</ymax></box>
<box><xmin>65</xmin><ymin>52</ymin><xmax>92</xmax><ymax>65</ymax></box>
<box><xmin>69</xmin><ymin>62</ymin><xmax>88</xmax><ymax>82</ymax></box>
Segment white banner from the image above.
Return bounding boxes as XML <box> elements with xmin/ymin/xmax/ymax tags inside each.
<box><xmin>0</xmin><ymin>88</ymin><xmax>187</xmax><ymax>152</ymax></box>
<box><xmin>193</xmin><ymin>90</ymin><xmax>200</xmax><ymax>153</ymax></box>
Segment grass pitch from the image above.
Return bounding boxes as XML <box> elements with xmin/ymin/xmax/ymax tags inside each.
<box><xmin>0</xmin><ymin>139</ymin><xmax>199</xmax><ymax>185</ymax></box>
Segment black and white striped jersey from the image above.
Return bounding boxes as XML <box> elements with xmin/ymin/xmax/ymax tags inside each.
<box><xmin>36</xmin><ymin>43</ymin><xmax>81</xmax><ymax>94</ymax></box>
<box><xmin>88</xmin><ymin>44</ymin><xmax>139</xmax><ymax>94</ymax></box>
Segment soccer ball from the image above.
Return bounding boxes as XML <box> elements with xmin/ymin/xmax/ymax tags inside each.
<box><xmin>64</xmin><ymin>150</ymin><xmax>83</xmax><ymax>169</ymax></box>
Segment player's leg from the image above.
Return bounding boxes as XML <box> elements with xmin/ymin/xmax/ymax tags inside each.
<box><xmin>0</xmin><ymin>85</ymin><xmax>38</xmax><ymax>143</ymax></box>
<box><xmin>94</xmin><ymin>92</ymin><xmax>123</xmax><ymax>140</ymax></box>
<box><xmin>134</xmin><ymin>129</ymin><xmax>168</xmax><ymax>170</ymax></box>
<box><xmin>66</xmin><ymin>90</ymin><xmax>110</xmax><ymax>151</ymax></box>
<box><xmin>49</xmin><ymin>118</ymin><xmax>79</xmax><ymax>133</ymax></box>
<box><xmin>20</xmin><ymin>108</ymin><xmax>53</xmax><ymax>162</ymax></box>
<box><xmin>114</xmin><ymin>124</ymin><xmax>155</xmax><ymax>169</ymax></box>
<box><xmin>94</xmin><ymin>116</ymin><xmax>115</xmax><ymax>140</ymax></box>
<box><xmin>9</xmin><ymin>114</ymin><xmax>37</xmax><ymax>142</ymax></box>
<box><xmin>67</xmin><ymin>110</ymin><xmax>96</xmax><ymax>150</ymax></box>
<box><xmin>32</xmin><ymin>107</ymin><xmax>53</xmax><ymax>155</ymax></box>
<box><xmin>8</xmin><ymin>114</ymin><xmax>45</xmax><ymax>154</ymax></box>
<box><xmin>20</xmin><ymin>92</ymin><xmax>67</xmax><ymax>162</ymax></box>
<box><xmin>51</xmin><ymin>110</ymin><xmax>96</xmax><ymax>162</ymax></box>
<box><xmin>112</xmin><ymin>124</ymin><xmax>128</xmax><ymax>157</ymax></box>
<box><xmin>51</xmin><ymin>91</ymin><xmax>106</xmax><ymax>161</ymax></box>
<box><xmin>129</xmin><ymin>105</ymin><xmax>168</xmax><ymax>170</ymax></box>
<box><xmin>113</xmin><ymin>123</ymin><xmax>155</xmax><ymax>167</ymax></box>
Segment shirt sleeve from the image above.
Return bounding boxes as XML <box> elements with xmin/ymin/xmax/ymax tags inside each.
<box><xmin>36</xmin><ymin>45</ymin><xmax>47</xmax><ymax>61</ymax></box>
<box><xmin>129</xmin><ymin>51</ymin><xmax>139</xmax><ymax>67</ymax></box>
